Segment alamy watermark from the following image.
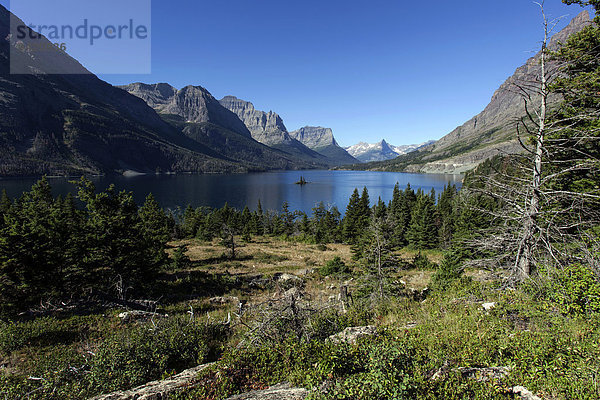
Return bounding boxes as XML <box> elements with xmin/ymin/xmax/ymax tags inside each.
<box><xmin>10</xmin><ymin>0</ymin><xmax>151</xmax><ymax>74</ymax></box>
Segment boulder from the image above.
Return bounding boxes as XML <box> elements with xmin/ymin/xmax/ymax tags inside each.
<box><xmin>274</xmin><ymin>273</ymin><xmax>304</xmax><ymax>289</ymax></box>
<box><xmin>209</xmin><ymin>296</ymin><xmax>239</xmax><ymax>305</ymax></box>
<box><xmin>457</xmin><ymin>366</ymin><xmax>511</xmax><ymax>382</ymax></box>
<box><xmin>283</xmin><ymin>287</ymin><xmax>303</xmax><ymax>299</ymax></box>
<box><xmin>327</xmin><ymin>325</ymin><xmax>377</xmax><ymax>345</ymax></box>
<box><xmin>511</xmin><ymin>386</ymin><xmax>542</xmax><ymax>400</ymax></box>
<box><xmin>90</xmin><ymin>363</ymin><xmax>213</xmax><ymax>400</ymax></box>
<box><xmin>117</xmin><ymin>310</ymin><xmax>167</xmax><ymax>323</ymax></box>
<box><xmin>225</xmin><ymin>383</ymin><xmax>307</xmax><ymax>400</ymax></box>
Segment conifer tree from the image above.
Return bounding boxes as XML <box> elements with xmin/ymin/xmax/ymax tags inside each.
<box><xmin>437</xmin><ymin>183</ymin><xmax>458</xmax><ymax>248</ymax></box>
<box><xmin>139</xmin><ymin>193</ymin><xmax>170</xmax><ymax>266</ymax></box>
<box><xmin>342</xmin><ymin>188</ymin><xmax>362</xmax><ymax>244</ymax></box>
<box><xmin>406</xmin><ymin>189</ymin><xmax>438</xmax><ymax>249</ymax></box>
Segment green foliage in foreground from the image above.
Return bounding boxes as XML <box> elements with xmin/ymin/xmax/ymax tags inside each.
<box><xmin>0</xmin><ymin>315</ymin><xmax>229</xmax><ymax>399</ymax></box>
<box><xmin>177</xmin><ymin>281</ymin><xmax>600</xmax><ymax>400</ymax></box>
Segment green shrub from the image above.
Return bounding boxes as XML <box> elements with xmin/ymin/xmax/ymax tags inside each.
<box><xmin>0</xmin><ymin>317</ymin><xmax>81</xmax><ymax>354</ymax></box>
<box><xmin>411</xmin><ymin>252</ymin><xmax>437</xmax><ymax>270</ymax></box>
<box><xmin>431</xmin><ymin>249</ymin><xmax>465</xmax><ymax>291</ymax></box>
<box><xmin>549</xmin><ymin>263</ymin><xmax>600</xmax><ymax>316</ymax></box>
<box><xmin>87</xmin><ymin>316</ymin><xmax>229</xmax><ymax>394</ymax></box>
<box><xmin>170</xmin><ymin>244</ymin><xmax>192</xmax><ymax>271</ymax></box>
<box><xmin>320</xmin><ymin>256</ymin><xmax>350</xmax><ymax>276</ymax></box>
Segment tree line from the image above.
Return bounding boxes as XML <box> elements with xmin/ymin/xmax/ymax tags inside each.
<box><xmin>0</xmin><ymin>176</ymin><xmax>477</xmax><ymax>314</ymax></box>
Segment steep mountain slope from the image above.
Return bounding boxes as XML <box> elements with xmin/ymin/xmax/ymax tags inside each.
<box><xmin>120</xmin><ymin>84</ymin><xmax>318</xmax><ymax>170</ymax></box>
<box><xmin>0</xmin><ymin>5</ymin><xmax>242</xmax><ymax>177</ymax></box>
<box><xmin>218</xmin><ymin>96</ymin><xmax>331</xmax><ymax>165</ymax></box>
<box><xmin>360</xmin><ymin>11</ymin><xmax>592</xmax><ymax>174</ymax></box>
<box><xmin>289</xmin><ymin>126</ymin><xmax>358</xmax><ymax>165</ymax></box>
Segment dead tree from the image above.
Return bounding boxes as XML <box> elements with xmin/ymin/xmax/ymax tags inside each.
<box><xmin>467</xmin><ymin>2</ymin><xmax>599</xmax><ymax>280</ymax></box>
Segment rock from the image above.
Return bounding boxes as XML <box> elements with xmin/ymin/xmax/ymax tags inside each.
<box><xmin>225</xmin><ymin>383</ymin><xmax>307</xmax><ymax>400</ymax></box>
<box><xmin>511</xmin><ymin>386</ymin><xmax>542</xmax><ymax>400</ymax></box>
<box><xmin>274</xmin><ymin>273</ymin><xmax>304</xmax><ymax>289</ymax></box>
<box><xmin>123</xmin><ymin>84</ymin><xmax>251</xmax><ymax>137</ymax></box>
<box><xmin>283</xmin><ymin>287</ymin><xmax>303</xmax><ymax>299</ymax></box>
<box><xmin>118</xmin><ymin>310</ymin><xmax>167</xmax><ymax>323</ymax></box>
<box><xmin>219</xmin><ymin>96</ymin><xmax>290</xmax><ymax>146</ymax></box>
<box><xmin>289</xmin><ymin>126</ymin><xmax>338</xmax><ymax>149</ymax></box>
<box><xmin>209</xmin><ymin>296</ymin><xmax>239</xmax><ymax>305</ymax></box>
<box><xmin>481</xmin><ymin>302</ymin><xmax>496</xmax><ymax>311</ymax></box>
<box><xmin>401</xmin><ymin>322</ymin><xmax>418</xmax><ymax>330</ymax></box>
<box><xmin>327</xmin><ymin>326</ymin><xmax>377</xmax><ymax>345</ymax></box>
<box><xmin>457</xmin><ymin>366</ymin><xmax>511</xmax><ymax>382</ymax></box>
<box><xmin>90</xmin><ymin>363</ymin><xmax>213</xmax><ymax>400</ymax></box>
<box><xmin>295</xmin><ymin>268</ymin><xmax>315</xmax><ymax>276</ymax></box>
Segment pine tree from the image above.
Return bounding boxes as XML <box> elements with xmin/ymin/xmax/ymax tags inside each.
<box><xmin>373</xmin><ymin>197</ymin><xmax>387</xmax><ymax>220</ymax></box>
<box><xmin>281</xmin><ymin>201</ymin><xmax>295</xmax><ymax>236</ymax></box>
<box><xmin>406</xmin><ymin>189</ymin><xmax>438</xmax><ymax>249</ymax></box>
<box><xmin>342</xmin><ymin>188</ymin><xmax>362</xmax><ymax>244</ymax></box>
<box><xmin>139</xmin><ymin>193</ymin><xmax>170</xmax><ymax>266</ymax></box>
<box><xmin>437</xmin><ymin>183</ymin><xmax>458</xmax><ymax>248</ymax></box>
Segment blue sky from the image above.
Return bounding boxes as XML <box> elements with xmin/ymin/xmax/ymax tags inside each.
<box><xmin>3</xmin><ymin>0</ymin><xmax>594</xmax><ymax>146</ymax></box>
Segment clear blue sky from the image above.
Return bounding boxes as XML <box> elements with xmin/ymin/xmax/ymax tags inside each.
<box><xmin>3</xmin><ymin>0</ymin><xmax>594</xmax><ymax>146</ymax></box>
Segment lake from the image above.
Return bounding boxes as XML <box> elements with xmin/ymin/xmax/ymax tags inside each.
<box><xmin>0</xmin><ymin>170</ymin><xmax>462</xmax><ymax>215</ymax></box>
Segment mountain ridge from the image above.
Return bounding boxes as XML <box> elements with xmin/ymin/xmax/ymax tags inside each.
<box><xmin>353</xmin><ymin>11</ymin><xmax>592</xmax><ymax>174</ymax></box>
<box><xmin>218</xmin><ymin>96</ymin><xmax>335</xmax><ymax>166</ymax></box>
<box><xmin>0</xmin><ymin>5</ymin><xmax>249</xmax><ymax>177</ymax></box>
<box><xmin>289</xmin><ymin>126</ymin><xmax>358</xmax><ymax>165</ymax></box>
<box><xmin>345</xmin><ymin>139</ymin><xmax>434</xmax><ymax>163</ymax></box>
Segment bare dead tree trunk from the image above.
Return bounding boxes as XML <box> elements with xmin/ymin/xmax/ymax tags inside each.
<box><xmin>515</xmin><ymin>2</ymin><xmax>550</xmax><ymax>279</ymax></box>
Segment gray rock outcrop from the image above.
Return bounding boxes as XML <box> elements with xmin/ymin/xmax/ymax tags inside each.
<box><xmin>121</xmin><ymin>84</ymin><xmax>252</xmax><ymax>138</ymax></box>
<box><xmin>225</xmin><ymin>383</ymin><xmax>308</xmax><ymax>400</ymax></box>
<box><xmin>219</xmin><ymin>96</ymin><xmax>331</xmax><ymax>165</ymax></box>
<box><xmin>219</xmin><ymin>96</ymin><xmax>290</xmax><ymax>146</ymax></box>
<box><xmin>290</xmin><ymin>126</ymin><xmax>358</xmax><ymax>165</ymax></box>
<box><xmin>511</xmin><ymin>386</ymin><xmax>542</xmax><ymax>400</ymax></box>
<box><xmin>327</xmin><ymin>325</ymin><xmax>377</xmax><ymax>345</ymax></box>
<box><xmin>90</xmin><ymin>363</ymin><xmax>214</xmax><ymax>400</ymax></box>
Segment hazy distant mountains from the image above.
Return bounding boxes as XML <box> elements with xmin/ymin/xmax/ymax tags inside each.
<box><xmin>356</xmin><ymin>11</ymin><xmax>592</xmax><ymax>174</ymax></box>
<box><xmin>345</xmin><ymin>139</ymin><xmax>435</xmax><ymax>163</ymax></box>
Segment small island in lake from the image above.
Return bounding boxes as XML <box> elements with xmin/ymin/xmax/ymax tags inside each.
<box><xmin>295</xmin><ymin>176</ymin><xmax>308</xmax><ymax>185</ymax></box>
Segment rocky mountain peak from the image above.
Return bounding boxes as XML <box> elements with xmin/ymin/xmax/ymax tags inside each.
<box><xmin>290</xmin><ymin>126</ymin><xmax>338</xmax><ymax>149</ymax></box>
<box><xmin>121</xmin><ymin>83</ymin><xmax>252</xmax><ymax>137</ymax></box>
<box><xmin>219</xmin><ymin>96</ymin><xmax>291</xmax><ymax>146</ymax></box>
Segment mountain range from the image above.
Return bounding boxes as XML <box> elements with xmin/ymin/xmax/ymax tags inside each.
<box><xmin>345</xmin><ymin>139</ymin><xmax>435</xmax><ymax>163</ymax></box>
<box><xmin>353</xmin><ymin>11</ymin><xmax>592</xmax><ymax>174</ymax></box>
<box><xmin>0</xmin><ymin>5</ymin><xmax>591</xmax><ymax>177</ymax></box>
<box><xmin>0</xmin><ymin>4</ymin><xmax>358</xmax><ymax>176</ymax></box>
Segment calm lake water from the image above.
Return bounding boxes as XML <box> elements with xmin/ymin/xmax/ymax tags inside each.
<box><xmin>0</xmin><ymin>170</ymin><xmax>462</xmax><ymax>215</ymax></box>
